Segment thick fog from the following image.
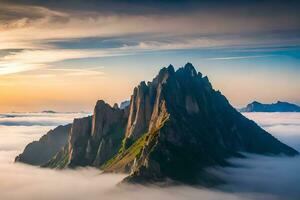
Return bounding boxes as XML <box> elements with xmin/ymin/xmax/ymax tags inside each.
<box><xmin>0</xmin><ymin>112</ymin><xmax>299</xmax><ymax>200</ymax></box>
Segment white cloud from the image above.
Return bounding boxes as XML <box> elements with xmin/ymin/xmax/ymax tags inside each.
<box><xmin>0</xmin><ymin>48</ymin><xmax>130</xmax><ymax>75</ymax></box>
<box><xmin>0</xmin><ymin>112</ymin><xmax>89</xmax><ymax>127</ymax></box>
<box><xmin>0</xmin><ymin>112</ymin><xmax>300</xmax><ymax>200</ymax></box>
<box><xmin>243</xmin><ymin>112</ymin><xmax>300</xmax><ymax>151</ymax></box>
<box><xmin>205</xmin><ymin>55</ymin><xmax>276</xmax><ymax>60</ymax></box>
<box><xmin>0</xmin><ymin>2</ymin><xmax>300</xmax><ymax>75</ymax></box>
<box><xmin>213</xmin><ymin>154</ymin><xmax>300</xmax><ymax>199</ymax></box>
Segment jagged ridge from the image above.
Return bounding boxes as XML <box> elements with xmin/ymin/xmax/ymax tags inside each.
<box><xmin>100</xmin><ymin>63</ymin><xmax>298</xmax><ymax>184</ymax></box>
<box><xmin>16</xmin><ymin>63</ymin><xmax>298</xmax><ymax>185</ymax></box>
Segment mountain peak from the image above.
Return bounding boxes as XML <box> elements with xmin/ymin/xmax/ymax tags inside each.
<box><xmin>276</xmin><ymin>101</ymin><xmax>289</xmax><ymax>105</ymax></box>
<box><xmin>96</xmin><ymin>100</ymin><xmax>106</xmax><ymax>107</ymax></box>
<box><xmin>156</xmin><ymin>64</ymin><xmax>175</xmax><ymax>83</ymax></box>
<box><xmin>251</xmin><ymin>101</ymin><xmax>261</xmax><ymax>105</ymax></box>
<box><xmin>18</xmin><ymin>63</ymin><xmax>298</xmax><ymax>186</ymax></box>
<box><xmin>113</xmin><ymin>103</ymin><xmax>119</xmax><ymax>109</ymax></box>
<box><xmin>101</xmin><ymin>63</ymin><xmax>298</xmax><ymax>184</ymax></box>
<box><xmin>184</xmin><ymin>62</ymin><xmax>197</xmax><ymax>76</ymax></box>
<box><xmin>241</xmin><ymin>101</ymin><xmax>300</xmax><ymax>112</ymax></box>
<box><xmin>167</xmin><ymin>64</ymin><xmax>175</xmax><ymax>72</ymax></box>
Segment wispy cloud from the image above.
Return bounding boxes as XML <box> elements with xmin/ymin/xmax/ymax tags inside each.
<box><xmin>0</xmin><ymin>37</ymin><xmax>238</xmax><ymax>75</ymax></box>
<box><xmin>205</xmin><ymin>55</ymin><xmax>277</xmax><ymax>61</ymax></box>
<box><xmin>0</xmin><ymin>49</ymin><xmax>131</xmax><ymax>75</ymax></box>
<box><xmin>44</xmin><ymin>68</ymin><xmax>106</xmax><ymax>77</ymax></box>
<box><xmin>0</xmin><ymin>1</ymin><xmax>300</xmax><ymax>75</ymax></box>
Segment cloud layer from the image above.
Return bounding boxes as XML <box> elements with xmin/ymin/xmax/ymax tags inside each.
<box><xmin>243</xmin><ymin>112</ymin><xmax>300</xmax><ymax>151</ymax></box>
<box><xmin>0</xmin><ymin>112</ymin><xmax>89</xmax><ymax>126</ymax></box>
<box><xmin>0</xmin><ymin>112</ymin><xmax>300</xmax><ymax>200</ymax></box>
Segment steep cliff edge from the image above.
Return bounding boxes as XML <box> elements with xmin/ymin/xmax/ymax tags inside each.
<box><xmin>46</xmin><ymin>100</ymin><xmax>129</xmax><ymax>168</ymax></box>
<box><xmin>15</xmin><ymin>124</ymin><xmax>71</xmax><ymax>165</ymax></box>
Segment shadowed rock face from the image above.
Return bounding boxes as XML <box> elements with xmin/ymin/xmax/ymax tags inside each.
<box><xmin>45</xmin><ymin>100</ymin><xmax>129</xmax><ymax>168</ymax></box>
<box><xmin>15</xmin><ymin>124</ymin><xmax>71</xmax><ymax>165</ymax></box>
<box><xmin>17</xmin><ymin>63</ymin><xmax>299</xmax><ymax>185</ymax></box>
<box><xmin>240</xmin><ymin>101</ymin><xmax>300</xmax><ymax>112</ymax></box>
<box><xmin>120</xmin><ymin>100</ymin><xmax>130</xmax><ymax>109</ymax></box>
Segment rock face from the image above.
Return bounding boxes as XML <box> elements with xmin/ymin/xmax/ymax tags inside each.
<box><xmin>46</xmin><ymin>100</ymin><xmax>129</xmax><ymax>168</ymax></box>
<box><xmin>240</xmin><ymin>101</ymin><xmax>300</xmax><ymax>112</ymax></box>
<box><xmin>101</xmin><ymin>63</ymin><xmax>298</xmax><ymax>184</ymax></box>
<box><xmin>120</xmin><ymin>100</ymin><xmax>130</xmax><ymax>109</ymax></box>
<box><xmin>15</xmin><ymin>124</ymin><xmax>71</xmax><ymax>165</ymax></box>
<box><xmin>17</xmin><ymin>63</ymin><xmax>299</xmax><ymax>185</ymax></box>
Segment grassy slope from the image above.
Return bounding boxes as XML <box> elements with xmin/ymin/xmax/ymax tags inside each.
<box><xmin>101</xmin><ymin>115</ymin><xmax>169</xmax><ymax>172</ymax></box>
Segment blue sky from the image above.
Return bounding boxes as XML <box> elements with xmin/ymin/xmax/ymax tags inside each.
<box><xmin>0</xmin><ymin>0</ymin><xmax>299</xmax><ymax>111</ymax></box>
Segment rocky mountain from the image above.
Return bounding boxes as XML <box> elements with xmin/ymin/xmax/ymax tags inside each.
<box><xmin>101</xmin><ymin>63</ymin><xmax>298</xmax><ymax>184</ymax></box>
<box><xmin>240</xmin><ymin>101</ymin><xmax>300</xmax><ymax>112</ymax></box>
<box><xmin>42</xmin><ymin>110</ymin><xmax>57</xmax><ymax>114</ymax></box>
<box><xmin>15</xmin><ymin>124</ymin><xmax>71</xmax><ymax>165</ymax></box>
<box><xmin>46</xmin><ymin>100</ymin><xmax>129</xmax><ymax>168</ymax></box>
<box><xmin>16</xmin><ymin>63</ymin><xmax>298</xmax><ymax>185</ymax></box>
<box><xmin>120</xmin><ymin>100</ymin><xmax>130</xmax><ymax>109</ymax></box>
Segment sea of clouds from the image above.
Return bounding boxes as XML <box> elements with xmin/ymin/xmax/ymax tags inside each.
<box><xmin>0</xmin><ymin>112</ymin><xmax>299</xmax><ymax>200</ymax></box>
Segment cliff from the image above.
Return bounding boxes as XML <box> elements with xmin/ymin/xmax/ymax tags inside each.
<box><xmin>15</xmin><ymin>124</ymin><xmax>71</xmax><ymax>165</ymax></box>
<box><xmin>46</xmin><ymin>100</ymin><xmax>129</xmax><ymax>168</ymax></box>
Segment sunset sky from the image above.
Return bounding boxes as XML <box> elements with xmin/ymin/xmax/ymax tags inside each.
<box><xmin>0</xmin><ymin>0</ymin><xmax>300</xmax><ymax>112</ymax></box>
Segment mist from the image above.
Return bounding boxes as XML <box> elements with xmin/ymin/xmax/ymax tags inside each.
<box><xmin>0</xmin><ymin>112</ymin><xmax>299</xmax><ymax>200</ymax></box>
<box><xmin>0</xmin><ymin>112</ymin><xmax>89</xmax><ymax>126</ymax></box>
<box><xmin>243</xmin><ymin>112</ymin><xmax>300</xmax><ymax>151</ymax></box>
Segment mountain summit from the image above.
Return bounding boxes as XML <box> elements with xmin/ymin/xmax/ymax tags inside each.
<box><xmin>16</xmin><ymin>63</ymin><xmax>298</xmax><ymax>185</ymax></box>
<box><xmin>240</xmin><ymin>101</ymin><xmax>300</xmax><ymax>112</ymax></box>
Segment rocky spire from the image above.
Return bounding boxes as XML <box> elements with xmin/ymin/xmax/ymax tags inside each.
<box><xmin>102</xmin><ymin>63</ymin><xmax>298</xmax><ymax>184</ymax></box>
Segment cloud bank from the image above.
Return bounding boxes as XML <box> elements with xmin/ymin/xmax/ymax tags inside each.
<box><xmin>0</xmin><ymin>112</ymin><xmax>300</xmax><ymax>200</ymax></box>
<box><xmin>244</xmin><ymin>112</ymin><xmax>300</xmax><ymax>151</ymax></box>
<box><xmin>0</xmin><ymin>112</ymin><xmax>90</xmax><ymax>126</ymax></box>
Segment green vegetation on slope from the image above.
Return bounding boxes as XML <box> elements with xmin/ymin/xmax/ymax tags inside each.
<box><xmin>101</xmin><ymin>115</ymin><xmax>169</xmax><ymax>172</ymax></box>
<box><xmin>44</xmin><ymin>145</ymin><xmax>70</xmax><ymax>169</ymax></box>
<box><xmin>101</xmin><ymin>132</ymin><xmax>148</xmax><ymax>172</ymax></box>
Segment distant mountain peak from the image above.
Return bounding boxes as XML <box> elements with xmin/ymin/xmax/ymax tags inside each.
<box><xmin>120</xmin><ymin>100</ymin><xmax>130</xmax><ymax>109</ymax></box>
<box><xmin>42</xmin><ymin>110</ymin><xmax>57</xmax><ymax>114</ymax></box>
<box><xmin>251</xmin><ymin>101</ymin><xmax>261</xmax><ymax>105</ymax></box>
<box><xmin>240</xmin><ymin>101</ymin><xmax>300</xmax><ymax>112</ymax></box>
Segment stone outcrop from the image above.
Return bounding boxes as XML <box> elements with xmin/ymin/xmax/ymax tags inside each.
<box><xmin>120</xmin><ymin>100</ymin><xmax>130</xmax><ymax>109</ymax></box>
<box><xmin>15</xmin><ymin>124</ymin><xmax>71</xmax><ymax>165</ymax></box>
<box><xmin>45</xmin><ymin>100</ymin><xmax>129</xmax><ymax>168</ymax></box>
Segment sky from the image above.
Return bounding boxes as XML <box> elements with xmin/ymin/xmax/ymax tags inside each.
<box><xmin>0</xmin><ymin>0</ymin><xmax>300</xmax><ymax>112</ymax></box>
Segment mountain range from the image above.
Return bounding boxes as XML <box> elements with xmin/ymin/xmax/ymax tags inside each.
<box><xmin>240</xmin><ymin>101</ymin><xmax>300</xmax><ymax>112</ymax></box>
<box><xmin>16</xmin><ymin>63</ymin><xmax>298</xmax><ymax>185</ymax></box>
